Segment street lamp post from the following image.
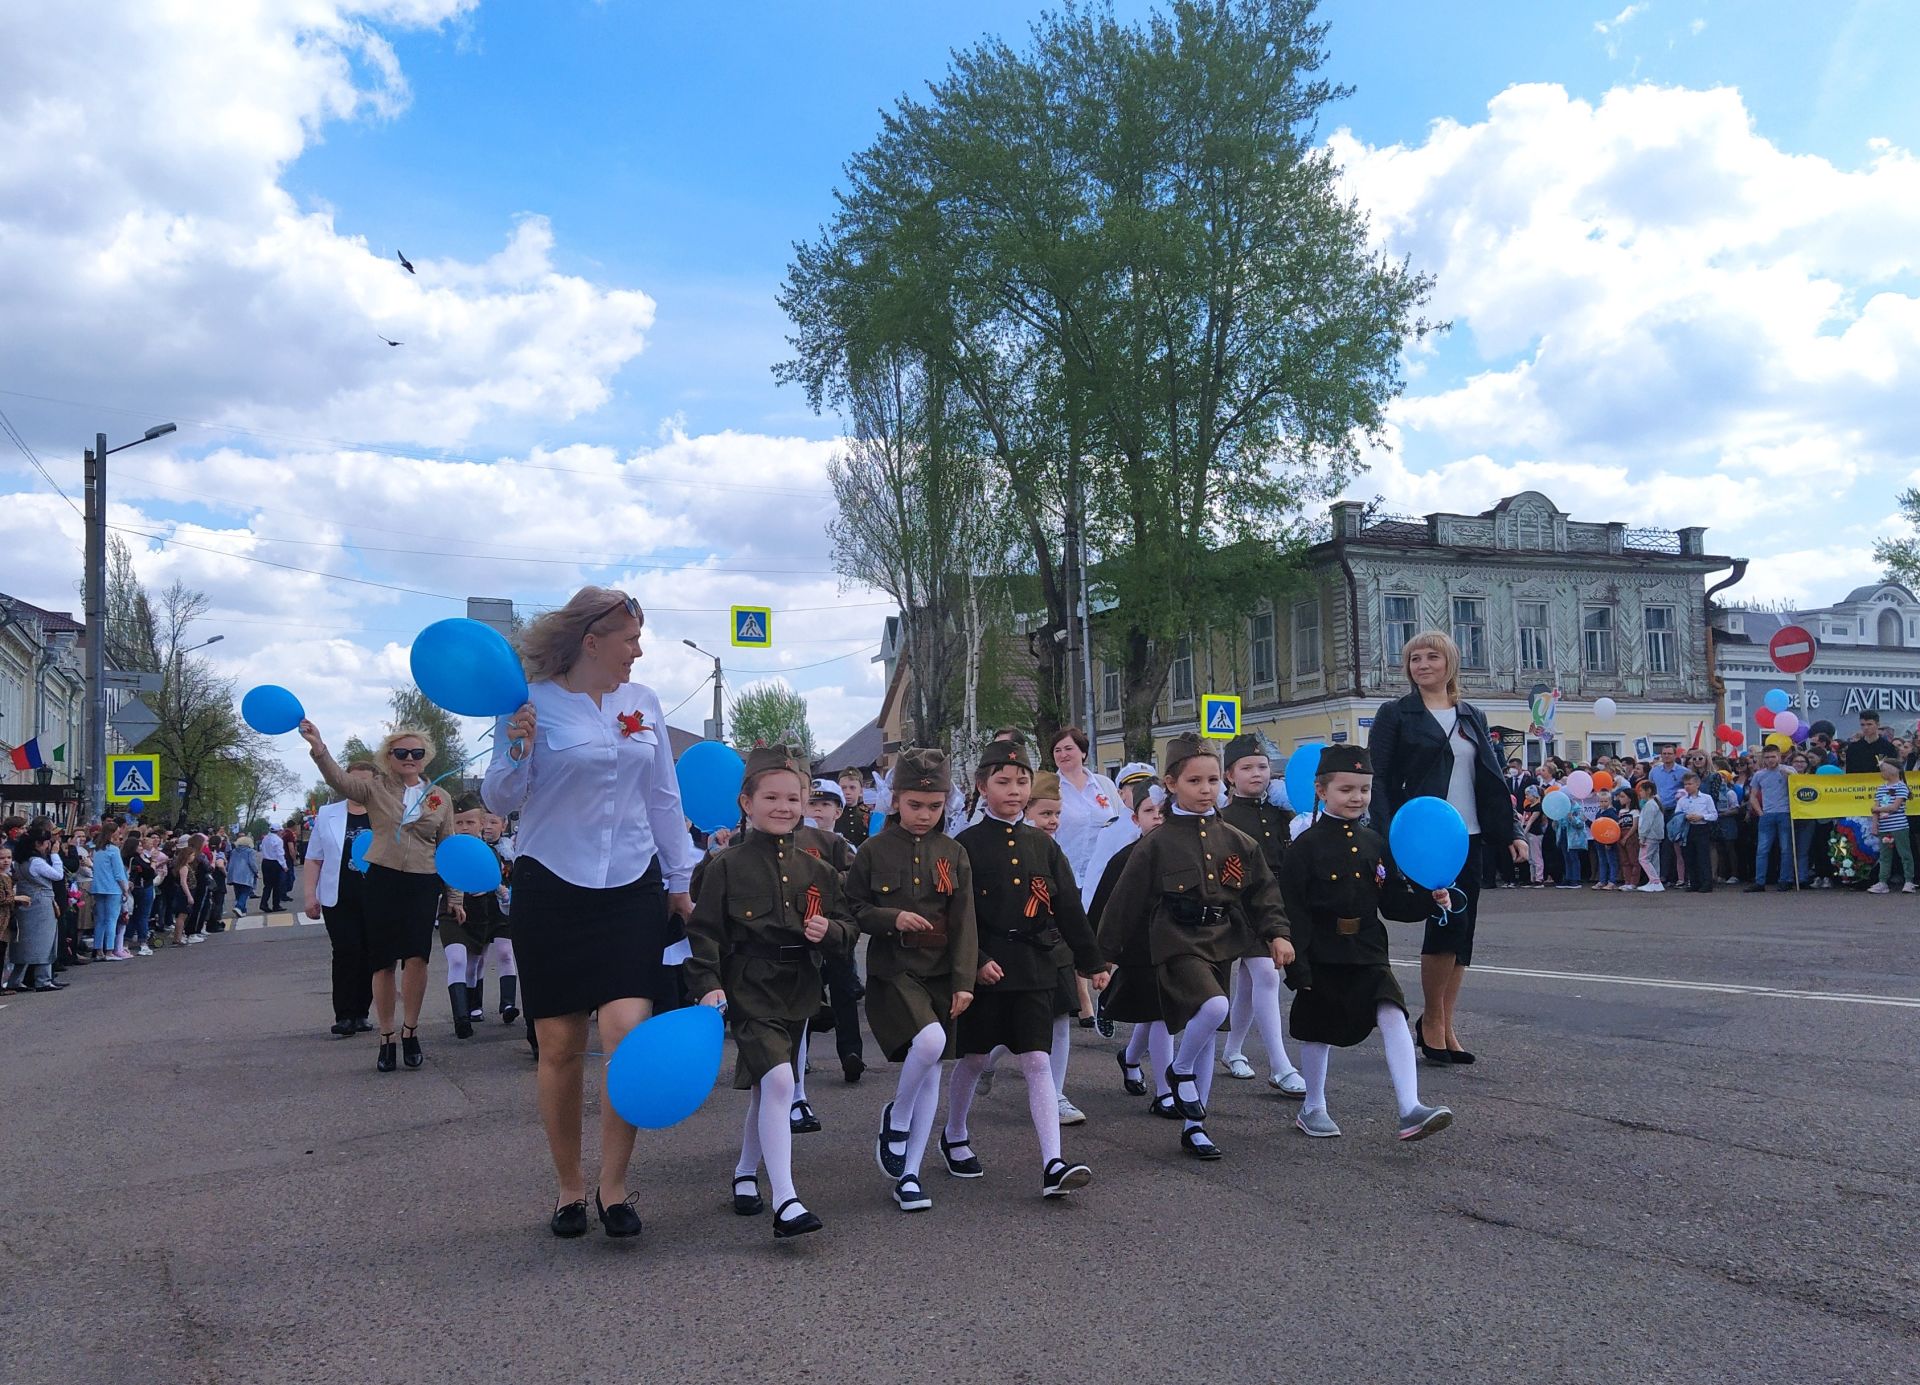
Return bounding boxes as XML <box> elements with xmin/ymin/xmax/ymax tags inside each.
<box><xmin>85</xmin><ymin>422</ymin><xmax>177</xmax><ymax>820</ymax></box>
<box><xmin>683</xmin><ymin>640</ymin><xmax>724</xmax><ymax>743</ymax></box>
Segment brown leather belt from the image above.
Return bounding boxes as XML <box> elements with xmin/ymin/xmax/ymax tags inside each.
<box><xmin>900</xmin><ymin>930</ymin><xmax>950</xmax><ymax>950</ymax></box>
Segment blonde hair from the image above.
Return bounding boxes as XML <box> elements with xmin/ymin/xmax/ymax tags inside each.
<box><xmin>1401</xmin><ymin>629</ymin><xmax>1461</xmax><ymax>705</ymax></box>
<box><xmin>518</xmin><ymin>586</ymin><xmax>642</xmax><ymax>683</ymax></box>
<box><xmin>377</xmin><ymin>726</ymin><xmax>438</xmax><ymax>767</ymax></box>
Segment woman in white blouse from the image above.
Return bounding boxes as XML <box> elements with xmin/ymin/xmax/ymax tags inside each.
<box><xmin>483</xmin><ymin>586</ymin><xmax>699</xmax><ymax>1241</ymax></box>
<box><xmin>1049</xmin><ymin>726</ymin><xmax>1120</xmax><ymax>887</ymax></box>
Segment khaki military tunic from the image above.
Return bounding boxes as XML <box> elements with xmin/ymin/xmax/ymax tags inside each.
<box><xmin>845</xmin><ymin>823</ymin><xmax>978</xmax><ymax>1060</ymax></box>
<box><xmin>685</xmin><ymin>829</ymin><xmax>857</xmax><ymax>1087</ymax></box>
<box><xmin>1221</xmin><ymin>795</ymin><xmax>1290</xmax><ymax>960</ymax></box>
<box><xmin>1097</xmin><ymin>810</ymin><xmax>1289</xmax><ymax>1033</ymax></box>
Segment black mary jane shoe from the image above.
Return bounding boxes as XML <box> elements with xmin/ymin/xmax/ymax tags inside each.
<box><xmin>1180</xmin><ymin>1127</ymin><xmax>1224</xmax><ymax>1162</ymax></box>
<box><xmin>1116</xmin><ymin>1051</ymin><xmax>1148</xmax><ymax>1097</ymax></box>
<box><xmin>1041</xmin><ymin>1157</ymin><xmax>1092</xmax><ymax>1198</ymax></box>
<box><xmin>401</xmin><ymin>1025</ymin><xmax>424</xmax><ymax>1069</ymax></box>
<box><xmin>732</xmin><ymin>1175</ymin><xmax>765</xmax><ymax>1217</ymax></box>
<box><xmin>376</xmin><ymin>1033</ymin><xmax>398</xmax><ymax>1073</ymax></box>
<box><xmin>789</xmin><ymin>1100</ymin><xmax>822</xmax><ymax>1134</ymax></box>
<box><xmin>595</xmin><ymin>1192</ymin><xmax>643</xmax><ymax>1239</ymax></box>
<box><xmin>771</xmin><ymin>1197</ymin><xmax>822</xmax><ymax>1239</ymax></box>
<box><xmin>939</xmin><ymin>1132</ymin><xmax>984</xmax><ymax>1179</ymax></box>
<box><xmin>549</xmin><ymin>1200</ymin><xmax>591</xmax><ymax>1238</ymax></box>
<box><xmin>1164</xmin><ymin>1065</ymin><xmax>1206</xmax><ymax>1121</ymax></box>
<box><xmin>1149</xmin><ymin>1093</ymin><xmax>1181</xmax><ymax>1120</ymax></box>
<box><xmin>1414</xmin><ymin>1015</ymin><xmax>1452</xmax><ymax>1067</ymax></box>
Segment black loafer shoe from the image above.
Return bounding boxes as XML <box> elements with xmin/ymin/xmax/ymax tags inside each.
<box><xmin>842</xmin><ymin>1053</ymin><xmax>865</xmax><ymax>1084</ymax></box>
<box><xmin>330</xmin><ymin>1019</ymin><xmax>353</xmax><ymax>1036</ymax></box>
<box><xmin>772</xmin><ymin>1198</ymin><xmax>822</xmax><ymax>1239</ymax></box>
<box><xmin>595</xmin><ymin>1192</ymin><xmax>642</xmax><ymax>1238</ymax></box>
<box><xmin>351</xmin><ymin>1017</ymin><xmax>373</xmax><ymax>1033</ymax></box>
<box><xmin>732</xmin><ymin>1175</ymin><xmax>764</xmax><ymax>1216</ymax></box>
<box><xmin>549</xmin><ymin>1200</ymin><xmax>590</xmax><ymax>1238</ymax></box>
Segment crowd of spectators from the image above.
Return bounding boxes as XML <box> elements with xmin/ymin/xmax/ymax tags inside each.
<box><xmin>1</xmin><ymin>813</ymin><xmax>304</xmax><ymax>993</ymax></box>
<box><xmin>1487</xmin><ymin>713</ymin><xmax>1919</xmax><ymax>895</ymax></box>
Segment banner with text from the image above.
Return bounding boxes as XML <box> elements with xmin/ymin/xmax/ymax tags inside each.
<box><xmin>1788</xmin><ymin>773</ymin><xmax>1920</xmax><ymax>821</ymax></box>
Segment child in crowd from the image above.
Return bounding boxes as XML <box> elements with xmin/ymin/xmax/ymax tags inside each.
<box><xmin>1558</xmin><ymin>796</ymin><xmax>1588</xmax><ymax>889</ymax></box>
<box><xmin>1217</xmin><ymin>734</ymin><xmax>1306</xmax><ymax>1096</ymax></box>
<box><xmin>1276</xmin><ymin>745</ymin><xmax>1453</xmax><ymax>1143</ymax></box>
<box><xmin>1675</xmin><ymin>771</ymin><xmax>1720</xmax><ymax>893</ymax></box>
<box><xmin>687</xmin><ymin>746</ymin><xmax>858</xmax><ymax>1239</ymax></box>
<box><xmin>1634</xmin><ymin>780</ymin><xmax>1666</xmax><ymax>892</ymax></box>
<box><xmin>1085</xmin><ymin>777</ymin><xmax>1173</xmax><ymax>1112</ymax></box>
<box><xmin>1867</xmin><ymin>757</ymin><xmax>1915</xmax><ymax>895</ymax></box>
<box><xmin>1610</xmin><ymin>788</ymin><xmax>1639</xmax><ymax>889</ymax></box>
<box><xmin>1522</xmin><ymin>788</ymin><xmax>1546</xmax><ymax>885</ymax></box>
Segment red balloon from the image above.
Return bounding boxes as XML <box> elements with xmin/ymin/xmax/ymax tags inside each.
<box><xmin>1725</xmin><ymin>728</ymin><xmax>1745</xmax><ymax>747</ymax></box>
<box><xmin>1755</xmin><ymin>707</ymin><xmax>1776</xmax><ymax>729</ymax></box>
<box><xmin>1715</xmin><ymin>723</ymin><xmax>1734</xmax><ymax>743</ymax></box>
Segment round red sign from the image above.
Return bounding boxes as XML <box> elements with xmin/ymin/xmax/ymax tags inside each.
<box><xmin>1768</xmin><ymin>624</ymin><xmax>1817</xmax><ymax>675</ymax></box>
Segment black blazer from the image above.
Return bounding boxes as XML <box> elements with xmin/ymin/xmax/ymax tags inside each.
<box><xmin>1365</xmin><ymin>691</ymin><xmax>1519</xmax><ymax>848</ymax></box>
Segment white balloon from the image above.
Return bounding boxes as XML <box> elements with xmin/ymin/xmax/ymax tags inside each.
<box><xmin>1594</xmin><ymin>697</ymin><xmax>1618</xmax><ymax>721</ymax></box>
<box><xmin>1565</xmin><ymin>770</ymin><xmax>1594</xmax><ymax>800</ymax></box>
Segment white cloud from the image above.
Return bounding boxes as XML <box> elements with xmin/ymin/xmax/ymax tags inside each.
<box><xmin>1594</xmin><ymin>3</ymin><xmax>1648</xmax><ymax>57</ymax></box>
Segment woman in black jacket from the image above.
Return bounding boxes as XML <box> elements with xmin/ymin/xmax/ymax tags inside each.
<box><xmin>1365</xmin><ymin>631</ymin><xmax>1527</xmax><ymax>1066</ymax></box>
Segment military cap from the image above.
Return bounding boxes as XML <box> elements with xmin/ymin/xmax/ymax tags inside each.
<box><xmin>975</xmin><ymin>739</ymin><xmax>1033</xmax><ymax>776</ymax></box>
<box><xmin>1029</xmin><ymin>771</ymin><xmax>1062</xmax><ymax>803</ymax></box>
<box><xmin>1222</xmin><ymin>733</ymin><xmax>1269</xmax><ymax>770</ymax></box>
<box><xmin>743</xmin><ymin>744</ymin><xmax>808</xmax><ymax>785</ymax></box>
<box><xmin>893</xmin><ymin>747</ymin><xmax>951</xmax><ymax>794</ymax></box>
<box><xmin>1315</xmin><ymin>744</ymin><xmax>1372</xmax><ymax>778</ymax></box>
<box><xmin>1162</xmin><ymin>731</ymin><xmax>1218</xmax><ymax>776</ymax></box>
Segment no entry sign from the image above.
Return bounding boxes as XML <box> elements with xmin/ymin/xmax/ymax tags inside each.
<box><xmin>1769</xmin><ymin>624</ymin><xmax>1817</xmax><ymax>675</ymax></box>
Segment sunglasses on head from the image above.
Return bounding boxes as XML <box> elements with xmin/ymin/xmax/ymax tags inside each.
<box><xmin>593</xmin><ymin>592</ymin><xmax>640</xmax><ymax>626</ymax></box>
<box><xmin>390</xmin><ymin>747</ymin><xmax>427</xmax><ymax>762</ymax></box>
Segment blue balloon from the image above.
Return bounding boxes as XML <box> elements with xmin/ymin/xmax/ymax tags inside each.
<box><xmin>1541</xmin><ymin>788</ymin><xmax>1572</xmax><ymax>821</ymax></box>
<box><xmin>1815</xmin><ymin>763</ymin><xmax>1842</xmax><ymax>776</ymax></box>
<box><xmin>349</xmin><ymin>828</ymin><xmax>373</xmax><ymax>872</ymax></box>
<box><xmin>1762</xmin><ymin>688</ymin><xmax>1790</xmax><ymax>713</ymax></box>
<box><xmin>1388</xmin><ymin>796</ymin><xmax>1469</xmax><ymax>890</ymax></box>
<box><xmin>1284</xmin><ymin>742</ymin><xmax>1325</xmax><ymax>816</ymax></box>
<box><xmin>409</xmin><ymin>618</ymin><xmax>529</xmax><ymax>718</ymax></box>
<box><xmin>869</xmin><ymin>808</ymin><xmax>885</xmax><ymax>837</ymax></box>
<box><xmin>127</xmin><ymin>798</ymin><xmax>144</xmax><ymax>816</ymax></box>
<box><xmin>676</xmin><ymin>741</ymin><xmax>746</xmax><ymax>833</ymax></box>
<box><xmin>240</xmin><ymin>684</ymin><xmax>305</xmax><ymax>735</ymax></box>
<box><xmin>435</xmin><ymin>834</ymin><xmax>501</xmax><ymax>893</ymax></box>
<box><xmin>607</xmin><ymin>1004</ymin><xmax>724</xmax><ymax>1129</ymax></box>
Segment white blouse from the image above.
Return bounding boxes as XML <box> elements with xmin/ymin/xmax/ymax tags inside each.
<box><xmin>1055</xmin><ymin>769</ymin><xmax>1121</xmax><ymax>883</ymax></box>
<box><xmin>1428</xmin><ymin>706</ymin><xmax>1483</xmax><ymax>835</ymax></box>
<box><xmin>482</xmin><ymin>679</ymin><xmax>699</xmax><ymax>894</ymax></box>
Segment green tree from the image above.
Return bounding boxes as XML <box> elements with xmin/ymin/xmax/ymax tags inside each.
<box><xmin>387</xmin><ymin>687</ymin><xmax>469</xmax><ymax>786</ymax></box>
<box><xmin>1875</xmin><ymin>491</ymin><xmax>1920</xmax><ymax>588</ymax></box>
<box><xmin>728</xmin><ymin>680</ymin><xmax>816</xmax><ymax>758</ymax></box>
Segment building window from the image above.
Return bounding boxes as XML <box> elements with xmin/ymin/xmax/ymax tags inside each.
<box><xmin>1645</xmin><ymin>605</ymin><xmax>1678</xmax><ymax>675</ymax></box>
<box><xmin>1383</xmin><ymin>593</ymin><xmax>1417</xmax><ymax>659</ymax></box>
<box><xmin>1249</xmin><ymin>610</ymin><xmax>1275</xmax><ymax>686</ymax></box>
<box><xmin>1517</xmin><ymin>600</ymin><xmax>1550</xmax><ymax>672</ymax></box>
<box><xmin>1452</xmin><ymin>597</ymin><xmax>1486</xmax><ymax>670</ymax></box>
<box><xmin>1292</xmin><ymin>600</ymin><xmax>1321</xmax><ymax>676</ymax></box>
<box><xmin>1590</xmin><ymin>738</ymin><xmax>1621</xmax><ymax>761</ymax></box>
<box><xmin>1582</xmin><ymin>606</ymin><xmax>1615</xmax><ymax>673</ymax></box>
<box><xmin>1100</xmin><ymin>663</ymin><xmax>1120</xmax><ymax>714</ymax></box>
<box><xmin>1169</xmin><ymin>637</ymin><xmax>1194</xmax><ymax>703</ymax></box>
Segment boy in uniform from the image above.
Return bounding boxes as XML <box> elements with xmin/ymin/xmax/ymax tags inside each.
<box><xmin>1217</xmin><ymin>734</ymin><xmax>1307</xmax><ymax>1096</ymax></box>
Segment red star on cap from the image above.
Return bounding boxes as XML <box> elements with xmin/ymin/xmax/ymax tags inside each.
<box><xmin>617</xmin><ymin>710</ymin><xmax>647</xmax><ymax>738</ymax></box>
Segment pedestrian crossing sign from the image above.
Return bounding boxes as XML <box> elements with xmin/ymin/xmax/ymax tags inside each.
<box><xmin>730</xmin><ymin>605</ymin><xmax>772</xmax><ymax>649</ymax></box>
<box><xmin>106</xmin><ymin>753</ymin><xmax>160</xmax><ymax>803</ymax></box>
<box><xmin>1200</xmin><ymin>694</ymin><xmax>1240</xmax><ymax>739</ymax></box>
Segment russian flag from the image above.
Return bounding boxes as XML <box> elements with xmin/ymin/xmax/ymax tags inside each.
<box><xmin>9</xmin><ymin>737</ymin><xmax>44</xmax><ymax>772</ymax></box>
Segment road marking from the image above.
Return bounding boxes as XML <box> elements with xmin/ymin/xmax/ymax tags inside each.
<box><xmin>1391</xmin><ymin>959</ymin><xmax>1920</xmax><ymax>1009</ymax></box>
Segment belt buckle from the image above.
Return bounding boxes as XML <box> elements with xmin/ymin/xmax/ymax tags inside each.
<box><xmin>1336</xmin><ymin>916</ymin><xmax>1361</xmax><ymax>935</ymax></box>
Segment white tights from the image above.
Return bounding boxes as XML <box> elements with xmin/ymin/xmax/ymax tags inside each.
<box><xmin>1300</xmin><ymin>1005</ymin><xmax>1422</xmax><ymax>1118</ymax></box>
<box><xmin>1226</xmin><ymin>958</ymin><xmax>1299</xmax><ymax>1078</ymax></box>
<box><xmin>793</xmin><ymin>1025</ymin><xmax>810</xmax><ymax>1103</ymax></box>
<box><xmin>1170</xmin><ymin>995</ymin><xmax>1230</xmax><ymax>1126</ymax></box>
<box><xmin>944</xmin><ymin>1049</ymin><xmax>1060</xmax><ymax>1166</ymax></box>
<box><xmin>736</xmin><ymin>1062</ymin><xmax>803</xmax><ymax>1212</ymax></box>
<box><xmin>890</xmin><ymin>1024</ymin><xmax>947</xmax><ymax>1177</ymax></box>
<box><xmin>1121</xmin><ymin>1021</ymin><xmax>1173</xmax><ymax>1095</ymax></box>
<box><xmin>445</xmin><ymin>940</ymin><xmax>514</xmax><ymax>988</ymax></box>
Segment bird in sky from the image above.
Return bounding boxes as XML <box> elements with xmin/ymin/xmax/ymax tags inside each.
<box><xmin>396</xmin><ymin>250</ymin><xmax>415</xmax><ymax>274</ymax></box>
<box><xmin>377</xmin><ymin>334</ymin><xmax>403</xmax><ymax>347</ymax></box>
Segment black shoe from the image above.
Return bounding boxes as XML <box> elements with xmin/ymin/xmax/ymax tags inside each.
<box><xmin>1742</xmin><ymin>884</ymin><xmax>1767</xmax><ymax>893</ymax></box>
<box><xmin>772</xmin><ymin>1197</ymin><xmax>822</xmax><ymax>1239</ymax></box>
<box><xmin>401</xmin><ymin>1025</ymin><xmax>423</xmax><ymax>1069</ymax></box>
<box><xmin>330</xmin><ymin>1019</ymin><xmax>354</xmax><ymax>1036</ymax></box>
<box><xmin>1448</xmin><ymin>1047</ymin><xmax>1477</xmax><ymax>1065</ymax></box>
<box><xmin>875</xmin><ymin>1101</ymin><xmax>909</xmax><ymax>1179</ymax></box>
<box><xmin>469</xmin><ymin>980</ymin><xmax>485</xmax><ymax>1021</ymax></box>
<box><xmin>1414</xmin><ymin>1015</ymin><xmax>1451</xmax><ymax>1066</ymax></box>
<box><xmin>1164</xmin><ymin>1064</ymin><xmax>1206</xmax><ymax>1121</ymax></box>
<box><xmin>939</xmin><ymin>1132</ymin><xmax>984</xmax><ymax>1179</ymax></box>
<box><xmin>1180</xmin><ymin>1126</ymin><xmax>1223</xmax><ymax>1161</ymax></box>
<box><xmin>595</xmin><ymin>1192</ymin><xmax>642</xmax><ymax>1238</ymax></box>
<box><xmin>1116</xmin><ymin>1051</ymin><xmax>1147</xmax><ymax>1096</ymax></box>
<box><xmin>1149</xmin><ymin>1093</ymin><xmax>1180</xmax><ymax>1120</ymax></box>
<box><xmin>549</xmin><ymin>1200</ymin><xmax>590</xmax><ymax>1238</ymax></box>
<box><xmin>499</xmin><ymin>976</ymin><xmax>519</xmax><ymax>1024</ymax></box>
<box><xmin>352</xmin><ymin>1016</ymin><xmax>373</xmax><ymax>1033</ymax></box>
<box><xmin>732</xmin><ymin>1175</ymin><xmax>764</xmax><ymax>1216</ymax></box>
<box><xmin>449</xmin><ymin>984</ymin><xmax>473</xmax><ymax>1040</ymax></box>
<box><xmin>1041</xmin><ymin>1157</ymin><xmax>1091</xmax><ymax>1198</ymax></box>
<box><xmin>376</xmin><ymin>1034</ymin><xmax>397</xmax><ymax>1073</ymax></box>
<box><xmin>892</xmin><ymin>1174</ymin><xmax>932</xmax><ymax>1212</ymax></box>
<box><xmin>789</xmin><ymin>1100</ymin><xmax>821</xmax><ymax>1134</ymax></box>
<box><xmin>841</xmin><ymin>1052</ymin><xmax>865</xmax><ymax>1084</ymax></box>
<box><xmin>1077</xmin><ymin>1016</ymin><xmax>1095</xmax><ymax>1029</ymax></box>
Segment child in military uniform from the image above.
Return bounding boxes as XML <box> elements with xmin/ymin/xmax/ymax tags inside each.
<box><xmin>1217</xmin><ymin>735</ymin><xmax>1307</xmax><ymax>1097</ymax></box>
<box><xmin>1278</xmin><ymin>745</ymin><xmax>1453</xmax><ymax>1142</ymax></box>
<box><xmin>834</xmin><ymin>768</ymin><xmax>872</xmax><ymax>847</ymax></box>
<box><xmin>1084</xmin><ymin>777</ymin><xmax>1173</xmax><ymax>1111</ymax></box>
<box><xmin>437</xmin><ymin>798</ymin><xmax>510</xmax><ymax>1040</ymax></box>
<box><xmin>943</xmin><ymin>741</ymin><xmax>1108</xmax><ymax>1198</ymax></box>
<box><xmin>687</xmin><ymin>747</ymin><xmax>859</xmax><ymax>1238</ymax></box>
<box><xmin>1098</xmin><ymin>733</ymin><xmax>1293</xmax><ymax>1160</ymax></box>
<box><xmin>845</xmin><ymin>748</ymin><xmax>978</xmax><ymax>1212</ymax></box>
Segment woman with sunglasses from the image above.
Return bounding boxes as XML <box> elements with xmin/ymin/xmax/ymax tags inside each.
<box><xmin>300</xmin><ymin>721</ymin><xmax>455</xmax><ymax>1073</ymax></box>
<box><xmin>483</xmin><ymin>586</ymin><xmax>699</xmax><ymax>1240</ymax></box>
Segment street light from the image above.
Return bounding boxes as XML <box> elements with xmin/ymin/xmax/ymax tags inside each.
<box><xmin>683</xmin><ymin>639</ymin><xmax>725</xmax><ymax>743</ymax></box>
<box><xmin>85</xmin><ymin>420</ymin><xmax>179</xmax><ymax>820</ymax></box>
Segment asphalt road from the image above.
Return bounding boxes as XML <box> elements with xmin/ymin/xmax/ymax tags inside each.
<box><xmin>3</xmin><ymin>882</ymin><xmax>1915</xmax><ymax>1385</ymax></box>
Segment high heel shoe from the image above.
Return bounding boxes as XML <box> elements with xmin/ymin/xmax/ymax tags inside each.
<box><xmin>1414</xmin><ymin>1014</ymin><xmax>1451</xmax><ymax>1066</ymax></box>
<box><xmin>401</xmin><ymin>1024</ymin><xmax>423</xmax><ymax>1069</ymax></box>
<box><xmin>376</xmin><ymin>1033</ymin><xmax>397</xmax><ymax>1073</ymax></box>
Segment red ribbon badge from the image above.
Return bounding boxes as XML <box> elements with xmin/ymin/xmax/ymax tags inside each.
<box><xmin>801</xmin><ymin>846</ymin><xmax>823</xmax><ymax>860</ymax></box>
<box><xmin>803</xmin><ymin>884</ymin><xmax>823</xmax><ymax>920</ymax></box>
<box><xmin>934</xmin><ymin>856</ymin><xmax>953</xmax><ymax>895</ymax></box>
<box><xmin>1221</xmin><ymin>855</ymin><xmax>1244</xmax><ymax>887</ymax></box>
<box><xmin>616</xmin><ymin>710</ymin><xmax>648</xmax><ymax>739</ymax></box>
<box><xmin>1024</xmin><ymin>876</ymin><xmax>1051</xmax><ymax>918</ymax></box>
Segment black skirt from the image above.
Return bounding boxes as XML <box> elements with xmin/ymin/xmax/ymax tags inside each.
<box><xmin>510</xmin><ymin>855</ymin><xmax>678</xmax><ymax>1020</ymax></box>
<box><xmin>1289</xmin><ymin>962</ymin><xmax>1407</xmax><ymax>1047</ymax></box>
<box><xmin>956</xmin><ymin>986</ymin><xmax>1054</xmax><ymax>1056</ymax></box>
<box><xmin>1096</xmin><ymin>964</ymin><xmax>1161</xmax><ymax>1025</ymax></box>
<box><xmin>364</xmin><ymin>864</ymin><xmax>442</xmax><ymax>971</ymax></box>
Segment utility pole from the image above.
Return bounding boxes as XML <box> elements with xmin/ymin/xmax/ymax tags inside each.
<box><xmin>1063</xmin><ymin>453</ymin><xmax>1099</xmax><ymax>750</ymax></box>
<box><xmin>684</xmin><ymin>640</ymin><xmax>725</xmax><ymax>743</ymax></box>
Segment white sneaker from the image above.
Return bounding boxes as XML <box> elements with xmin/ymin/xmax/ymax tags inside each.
<box><xmin>1868</xmin><ymin>882</ymin><xmax>1889</xmax><ymax>894</ymax></box>
<box><xmin>1638</xmin><ymin>882</ymin><xmax>1664</xmax><ymax>893</ymax></box>
<box><xmin>1221</xmin><ymin>1053</ymin><xmax>1257</xmax><ymax>1080</ymax></box>
<box><xmin>1056</xmin><ymin>1096</ymin><xmax>1087</xmax><ymax>1126</ymax></box>
<box><xmin>136</xmin><ymin>946</ymin><xmax>153</xmax><ymax>956</ymax></box>
<box><xmin>1904</xmin><ymin>884</ymin><xmax>1917</xmax><ymax>895</ymax></box>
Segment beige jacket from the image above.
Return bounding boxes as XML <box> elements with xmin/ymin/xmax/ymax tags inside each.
<box><xmin>311</xmin><ymin>747</ymin><xmax>453</xmax><ymax>875</ymax></box>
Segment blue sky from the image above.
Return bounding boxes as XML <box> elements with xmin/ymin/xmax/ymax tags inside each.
<box><xmin>3</xmin><ymin>0</ymin><xmax>1919</xmax><ymax>785</ymax></box>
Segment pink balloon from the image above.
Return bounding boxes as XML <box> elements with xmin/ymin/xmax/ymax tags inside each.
<box><xmin>1564</xmin><ymin>770</ymin><xmax>1594</xmax><ymax>799</ymax></box>
<box><xmin>1773</xmin><ymin>710</ymin><xmax>1800</xmax><ymax>737</ymax></box>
